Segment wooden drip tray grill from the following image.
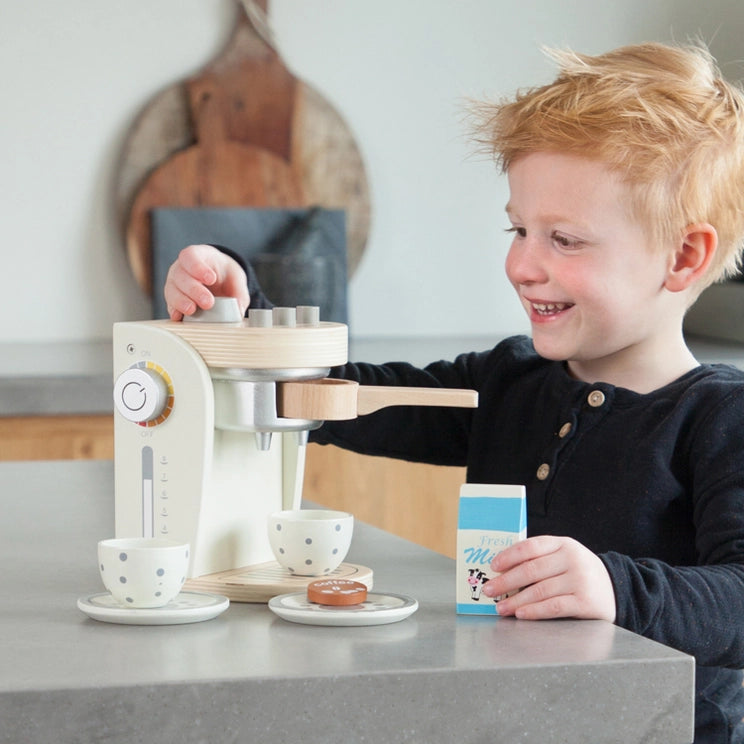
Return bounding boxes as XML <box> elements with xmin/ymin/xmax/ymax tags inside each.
<box><xmin>184</xmin><ymin>561</ymin><xmax>373</xmax><ymax>603</ymax></box>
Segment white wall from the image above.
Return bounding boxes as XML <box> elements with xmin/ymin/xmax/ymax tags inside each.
<box><xmin>3</xmin><ymin>0</ymin><xmax>744</xmax><ymax>343</ymax></box>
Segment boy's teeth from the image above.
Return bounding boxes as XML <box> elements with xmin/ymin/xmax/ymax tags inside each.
<box><xmin>533</xmin><ymin>302</ymin><xmax>569</xmax><ymax>313</ymax></box>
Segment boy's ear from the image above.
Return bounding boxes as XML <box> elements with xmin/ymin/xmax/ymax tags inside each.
<box><xmin>664</xmin><ymin>223</ymin><xmax>718</xmax><ymax>293</ymax></box>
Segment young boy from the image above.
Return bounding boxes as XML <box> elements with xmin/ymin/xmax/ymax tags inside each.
<box><xmin>164</xmin><ymin>42</ymin><xmax>744</xmax><ymax>742</ymax></box>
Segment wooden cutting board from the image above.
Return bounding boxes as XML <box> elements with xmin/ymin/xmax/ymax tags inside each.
<box><xmin>116</xmin><ymin>0</ymin><xmax>370</xmax><ymax>296</ymax></box>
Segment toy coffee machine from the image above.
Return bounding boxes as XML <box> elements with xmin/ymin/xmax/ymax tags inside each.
<box><xmin>112</xmin><ymin>299</ymin><xmax>477</xmax><ymax>601</ymax></box>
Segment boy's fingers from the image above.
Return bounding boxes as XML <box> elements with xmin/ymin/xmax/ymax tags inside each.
<box><xmin>483</xmin><ymin>550</ymin><xmax>565</xmax><ymax>599</ymax></box>
<box><xmin>165</xmin><ymin>245</ymin><xmax>248</xmax><ymax>318</ymax></box>
<box><xmin>167</xmin><ymin>284</ymin><xmax>213</xmax><ymax>317</ymax></box>
<box><xmin>177</xmin><ymin>245</ymin><xmax>219</xmax><ymax>285</ymax></box>
<box><xmin>495</xmin><ymin>575</ymin><xmax>568</xmax><ymax>616</ymax></box>
<box><xmin>491</xmin><ymin>535</ymin><xmax>561</xmax><ymax>572</ymax></box>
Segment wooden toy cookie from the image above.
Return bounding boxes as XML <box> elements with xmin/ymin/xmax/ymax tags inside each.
<box><xmin>307</xmin><ymin>579</ymin><xmax>368</xmax><ymax>606</ymax></box>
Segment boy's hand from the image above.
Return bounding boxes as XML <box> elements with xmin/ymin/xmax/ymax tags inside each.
<box><xmin>482</xmin><ymin>535</ymin><xmax>617</xmax><ymax>622</ymax></box>
<box><xmin>164</xmin><ymin>244</ymin><xmax>250</xmax><ymax>321</ymax></box>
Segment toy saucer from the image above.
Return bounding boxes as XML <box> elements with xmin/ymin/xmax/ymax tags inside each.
<box><xmin>268</xmin><ymin>591</ymin><xmax>417</xmax><ymax>627</ymax></box>
<box><xmin>77</xmin><ymin>591</ymin><xmax>229</xmax><ymax>626</ymax></box>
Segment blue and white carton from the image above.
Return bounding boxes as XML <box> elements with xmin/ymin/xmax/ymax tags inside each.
<box><xmin>456</xmin><ymin>483</ymin><xmax>527</xmax><ymax>615</ymax></box>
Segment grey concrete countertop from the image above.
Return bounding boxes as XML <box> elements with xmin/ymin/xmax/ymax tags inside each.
<box><xmin>0</xmin><ymin>339</ymin><xmax>113</xmax><ymax>416</ymax></box>
<box><xmin>2</xmin><ymin>332</ymin><xmax>744</xmax><ymax>418</ymax></box>
<box><xmin>0</xmin><ymin>460</ymin><xmax>693</xmax><ymax>744</ymax></box>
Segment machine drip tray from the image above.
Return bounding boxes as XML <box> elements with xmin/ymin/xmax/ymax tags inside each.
<box><xmin>184</xmin><ymin>561</ymin><xmax>374</xmax><ymax>603</ymax></box>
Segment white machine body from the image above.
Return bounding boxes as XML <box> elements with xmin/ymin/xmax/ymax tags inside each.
<box><xmin>112</xmin><ymin>310</ymin><xmax>347</xmax><ymax>579</ymax></box>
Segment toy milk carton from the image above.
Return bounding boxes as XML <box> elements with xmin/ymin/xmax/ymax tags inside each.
<box><xmin>456</xmin><ymin>483</ymin><xmax>527</xmax><ymax>615</ymax></box>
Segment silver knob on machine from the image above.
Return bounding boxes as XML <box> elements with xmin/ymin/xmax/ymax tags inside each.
<box><xmin>183</xmin><ymin>297</ymin><xmax>243</xmax><ymax>323</ymax></box>
<box><xmin>113</xmin><ymin>367</ymin><xmax>169</xmax><ymax>424</ymax></box>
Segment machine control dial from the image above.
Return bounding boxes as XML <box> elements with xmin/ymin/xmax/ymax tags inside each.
<box><xmin>114</xmin><ymin>365</ymin><xmax>172</xmax><ymax>425</ymax></box>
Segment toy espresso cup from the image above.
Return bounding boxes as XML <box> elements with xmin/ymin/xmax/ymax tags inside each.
<box><xmin>268</xmin><ymin>510</ymin><xmax>353</xmax><ymax>576</ymax></box>
<box><xmin>98</xmin><ymin>538</ymin><xmax>190</xmax><ymax>608</ymax></box>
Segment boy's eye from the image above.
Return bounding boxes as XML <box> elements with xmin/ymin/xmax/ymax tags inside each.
<box><xmin>505</xmin><ymin>226</ymin><xmax>526</xmax><ymax>238</ymax></box>
<box><xmin>551</xmin><ymin>231</ymin><xmax>581</xmax><ymax>250</ymax></box>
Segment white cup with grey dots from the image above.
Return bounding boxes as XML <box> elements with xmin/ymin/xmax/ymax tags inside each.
<box><xmin>98</xmin><ymin>537</ymin><xmax>190</xmax><ymax>608</ymax></box>
<box><xmin>267</xmin><ymin>510</ymin><xmax>353</xmax><ymax>576</ymax></box>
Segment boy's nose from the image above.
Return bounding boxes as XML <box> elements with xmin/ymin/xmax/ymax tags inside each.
<box><xmin>505</xmin><ymin>240</ymin><xmax>548</xmax><ymax>286</ymax></box>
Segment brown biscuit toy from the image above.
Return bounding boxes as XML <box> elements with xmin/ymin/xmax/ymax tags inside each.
<box><xmin>307</xmin><ymin>579</ymin><xmax>368</xmax><ymax>606</ymax></box>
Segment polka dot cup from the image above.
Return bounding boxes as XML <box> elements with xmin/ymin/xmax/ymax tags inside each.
<box><xmin>97</xmin><ymin>538</ymin><xmax>190</xmax><ymax>608</ymax></box>
<box><xmin>267</xmin><ymin>510</ymin><xmax>353</xmax><ymax>576</ymax></box>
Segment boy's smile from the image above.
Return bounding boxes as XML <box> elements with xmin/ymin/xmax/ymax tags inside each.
<box><xmin>504</xmin><ymin>151</ymin><xmax>697</xmax><ymax>391</ymax></box>
<box><xmin>528</xmin><ymin>301</ymin><xmax>574</xmax><ymax>321</ymax></box>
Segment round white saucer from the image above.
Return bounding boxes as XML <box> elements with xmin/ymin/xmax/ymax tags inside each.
<box><xmin>77</xmin><ymin>591</ymin><xmax>229</xmax><ymax>626</ymax></box>
<box><xmin>268</xmin><ymin>591</ymin><xmax>418</xmax><ymax>627</ymax></box>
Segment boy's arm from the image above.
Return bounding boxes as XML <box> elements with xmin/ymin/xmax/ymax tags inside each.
<box><xmin>166</xmin><ymin>243</ymin><xmax>482</xmax><ymax>466</ymax></box>
<box><xmin>600</xmin><ymin>552</ymin><xmax>744</xmax><ymax>668</ymax></box>
<box><xmin>310</xmin><ymin>355</ymin><xmax>481</xmax><ymax>467</ymax></box>
<box><xmin>604</xmin><ymin>387</ymin><xmax>744</xmax><ymax>668</ymax></box>
<box><xmin>588</xmin><ymin>389</ymin><xmax>744</xmax><ymax>668</ymax></box>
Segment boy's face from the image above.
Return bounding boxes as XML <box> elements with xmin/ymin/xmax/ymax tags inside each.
<box><xmin>505</xmin><ymin>151</ymin><xmax>679</xmax><ymax>383</ymax></box>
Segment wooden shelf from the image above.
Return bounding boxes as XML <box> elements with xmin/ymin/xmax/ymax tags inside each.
<box><xmin>0</xmin><ymin>415</ymin><xmax>114</xmax><ymax>462</ymax></box>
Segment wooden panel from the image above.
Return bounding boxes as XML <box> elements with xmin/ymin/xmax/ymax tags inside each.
<box><xmin>0</xmin><ymin>415</ymin><xmax>114</xmax><ymax>462</ymax></box>
<box><xmin>303</xmin><ymin>443</ymin><xmax>464</xmax><ymax>558</ymax></box>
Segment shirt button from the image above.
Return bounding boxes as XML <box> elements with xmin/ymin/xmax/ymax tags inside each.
<box><xmin>536</xmin><ymin>463</ymin><xmax>550</xmax><ymax>480</ymax></box>
<box><xmin>587</xmin><ymin>390</ymin><xmax>606</xmax><ymax>407</ymax></box>
<box><xmin>558</xmin><ymin>422</ymin><xmax>572</xmax><ymax>438</ymax></box>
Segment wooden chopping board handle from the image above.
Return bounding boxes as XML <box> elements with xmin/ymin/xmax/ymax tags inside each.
<box><xmin>277</xmin><ymin>378</ymin><xmax>478</xmax><ymax>421</ymax></box>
